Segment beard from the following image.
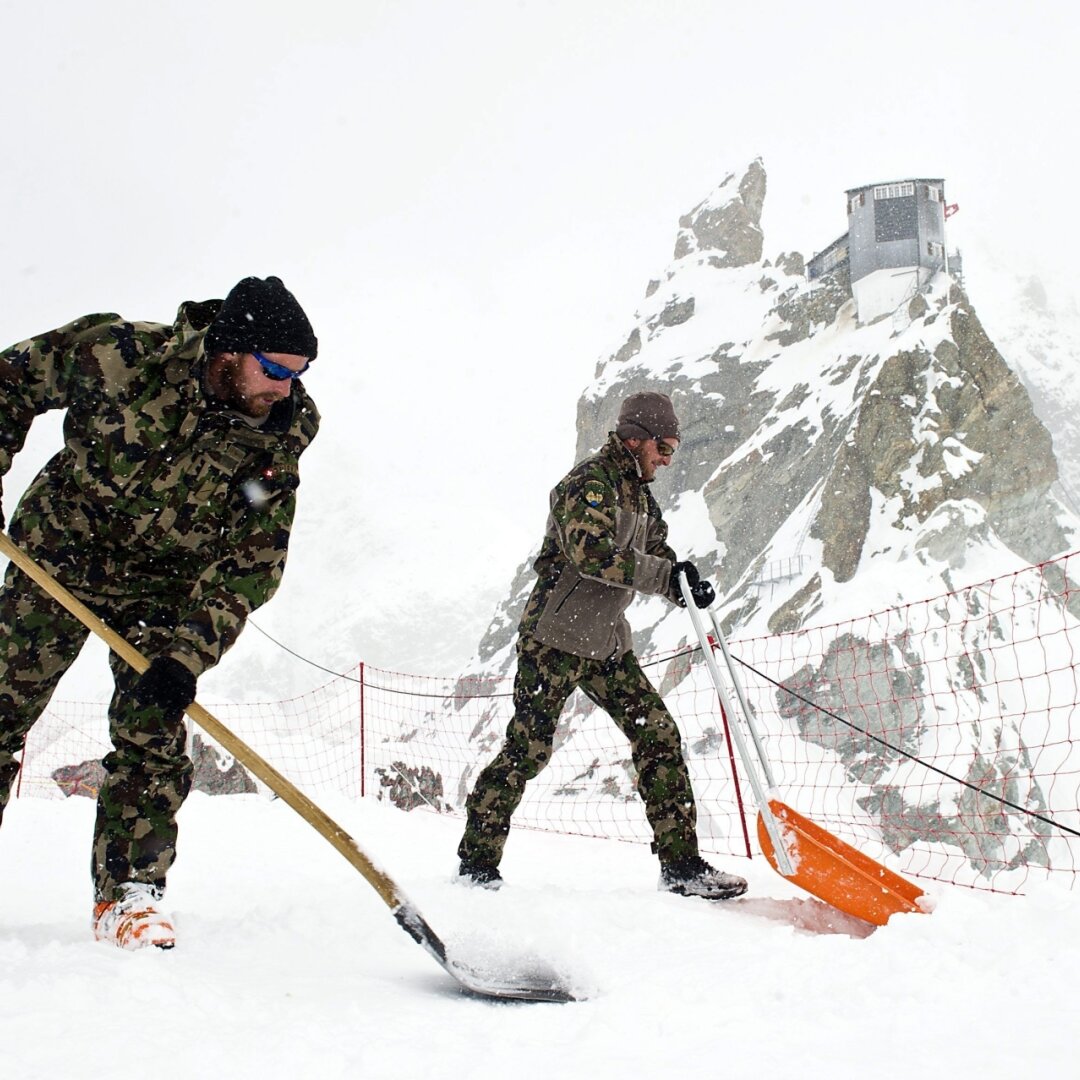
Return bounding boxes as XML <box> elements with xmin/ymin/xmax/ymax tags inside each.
<box><xmin>234</xmin><ymin>394</ymin><xmax>276</xmax><ymax>419</ymax></box>
<box><xmin>212</xmin><ymin>357</ymin><xmax>278</xmax><ymax>418</ymax></box>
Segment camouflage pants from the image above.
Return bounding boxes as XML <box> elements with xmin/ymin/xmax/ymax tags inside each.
<box><xmin>458</xmin><ymin>635</ymin><xmax>699</xmax><ymax>868</ymax></box>
<box><xmin>0</xmin><ymin>561</ymin><xmax>194</xmax><ymax>902</ymax></box>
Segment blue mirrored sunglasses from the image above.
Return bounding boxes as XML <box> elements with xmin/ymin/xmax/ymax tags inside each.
<box><xmin>252</xmin><ymin>350</ymin><xmax>311</xmax><ymax>381</ymax></box>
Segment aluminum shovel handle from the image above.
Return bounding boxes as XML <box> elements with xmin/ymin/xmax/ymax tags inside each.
<box><xmin>706</xmin><ymin>607</ymin><xmax>777</xmax><ymax>789</ymax></box>
<box><xmin>679</xmin><ymin>572</ymin><xmax>794</xmax><ymax>876</ymax></box>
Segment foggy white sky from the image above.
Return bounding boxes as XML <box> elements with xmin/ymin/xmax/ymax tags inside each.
<box><xmin>3</xmin><ymin>0</ymin><xmax>1079</xmax><ymax>686</ymax></box>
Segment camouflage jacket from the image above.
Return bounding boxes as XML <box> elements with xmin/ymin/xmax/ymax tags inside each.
<box><xmin>0</xmin><ymin>300</ymin><xmax>319</xmax><ymax>677</ymax></box>
<box><xmin>520</xmin><ymin>432</ymin><xmax>678</xmax><ymax>660</ymax></box>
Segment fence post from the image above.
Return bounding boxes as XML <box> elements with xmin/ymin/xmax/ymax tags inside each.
<box><xmin>359</xmin><ymin>661</ymin><xmax>366</xmax><ymax>799</ymax></box>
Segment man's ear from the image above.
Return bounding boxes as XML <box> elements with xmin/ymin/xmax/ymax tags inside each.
<box><xmin>204</xmin><ymin>351</ymin><xmax>238</xmax><ymax>397</ymax></box>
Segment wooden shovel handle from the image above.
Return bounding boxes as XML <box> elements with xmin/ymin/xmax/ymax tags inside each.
<box><xmin>0</xmin><ymin>530</ymin><xmax>402</xmax><ymax>910</ymax></box>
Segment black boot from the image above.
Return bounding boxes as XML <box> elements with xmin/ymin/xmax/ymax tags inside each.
<box><xmin>660</xmin><ymin>855</ymin><xmax>747</xmax><ymax>900</ymax></box>
<box><xmin>457</xmin><ymin>859</ymin><xmax>503</xmax><ymax>890</ymax></box>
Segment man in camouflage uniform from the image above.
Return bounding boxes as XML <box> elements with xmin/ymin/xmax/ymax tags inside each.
<box><xmin>0</xmin><ymin>276</ymin><xmax>319</xmax><ymax>948</ymax></box>
<box><xmin>458</xmin><ymin>392</ymin><xmax>748</xmax><ymax>900</ymax></box>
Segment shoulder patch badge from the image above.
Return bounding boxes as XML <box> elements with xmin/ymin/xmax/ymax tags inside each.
<box><xmin>583</xmin><ymin>480</ymin><xmax>607</xmax><ymax>508</ymax></box>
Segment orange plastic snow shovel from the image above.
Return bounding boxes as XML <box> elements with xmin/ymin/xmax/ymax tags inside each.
<box><xmin>756</xmin><ymin>800</ymin><xmax>924</xmax><ymax>926</ymax></box>
<box><xmin>680</xmin><ymin>575</ymin><xmax>926</xmax><ymax>926</ymax></box>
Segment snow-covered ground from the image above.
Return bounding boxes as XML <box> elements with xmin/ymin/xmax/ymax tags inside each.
<box><xmin>2</xmin><ymin>789</ymin><xmax>1075</xmax><ymax>1078</ymax></box>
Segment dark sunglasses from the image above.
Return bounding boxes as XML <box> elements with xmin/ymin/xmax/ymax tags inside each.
<box><xmin>252</xmin><ymin>350</ymin><xmax>311</xmax><ymax>381</ymax></box>
<box><xmin>655</xmin><ymin>439</ymin><xmax>677</xmax><ymax>458</ymax></box>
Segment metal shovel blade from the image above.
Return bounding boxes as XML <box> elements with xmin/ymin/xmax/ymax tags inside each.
<box><xmin>394</xmin><ymin>904</ymin><xmax>578</xmax><ymax>1003</ymax></box>
<box><xmin>756</xmin><ymin>799</ymin><xmax>925</xmax><ymax>926</ymax></box>
<box><xmin>443</xmin><ymin>956</ymin><xmax>579</xmax><ymax>1004</ymax></box>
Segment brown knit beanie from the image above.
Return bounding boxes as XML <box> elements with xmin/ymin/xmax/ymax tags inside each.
<box><xmin>615</xmin><ymin>392</ymin><xmax>680</xmax><ymax>441</ymax></box>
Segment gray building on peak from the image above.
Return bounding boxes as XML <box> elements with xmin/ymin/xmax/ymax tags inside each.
<box><xmin>809</xmin><ymin>178</ymin><xmax>960</xmax><ymax>323</ymax></box>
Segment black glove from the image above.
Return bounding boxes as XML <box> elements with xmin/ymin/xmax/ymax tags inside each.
<box><xmin>689</xmin><ymin>579</ymin><xmax>715</xmax><ymax>609</ymax></box>
<box><xmin>671</xmin><ymin>561</ymin><xmax>715</xmax><ymax>609</ymax></box>
<box><xmin>670</xmin><ymin>561</ymin><xmax>699</xmax><ymax>607</ymax></box>
<box><xmin>132</xmin><ymin>656</ymin><xmax>197</xmax><ymax>712</ymax></box>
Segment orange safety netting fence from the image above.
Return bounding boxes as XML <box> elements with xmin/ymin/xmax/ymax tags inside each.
<box><xmin>15</xmin><ymin>551</ymin><xmax>1080</xmax><ymax>897</ymax></box>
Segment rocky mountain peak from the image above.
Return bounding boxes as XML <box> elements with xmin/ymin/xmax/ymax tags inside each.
<box><xmin>672</xmin><ymin>157</ymin><xmax>766</xmax><ymax>266</ymax></box>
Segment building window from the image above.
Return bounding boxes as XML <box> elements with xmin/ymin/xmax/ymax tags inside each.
<box><xmin>874</xmin><ymin>182</ymin><xmax>915</xmax><ymax>200</ymax></box>
<box><xmin>927</xmin><ymin>185</ymin><xmax>941</xmax><ymax>201</ymax></box>
<box><xmin>822</xmin><ymin>244</ymin><xmax>848</xmax><ymax>271</ymax></box>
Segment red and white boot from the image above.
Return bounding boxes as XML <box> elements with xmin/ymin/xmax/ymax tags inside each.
<box><xmin>93</xmin><ymin>883</ymin><xmax>176</xmax><ymax>950</ymax></box>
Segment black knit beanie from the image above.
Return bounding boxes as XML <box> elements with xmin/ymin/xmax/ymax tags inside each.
<box><xmin>204</xmin><ymin>276</ymin><xmax>318</xmax><ymax>360</ymax></box>
<box><xmin>615</xmin><ymin>391</ymin><xmax>680</xmax><ymax>441</ymax></box>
